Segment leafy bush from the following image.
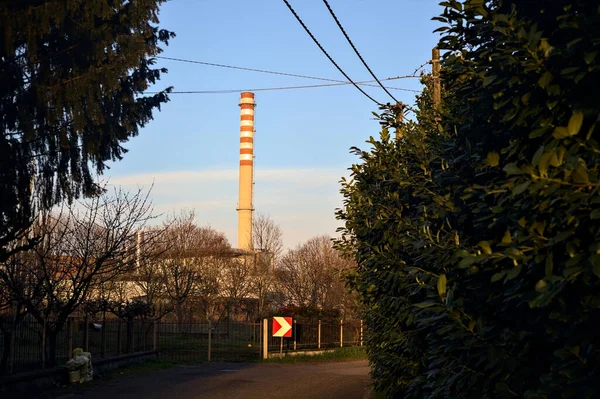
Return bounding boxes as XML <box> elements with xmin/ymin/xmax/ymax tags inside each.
<box><xmin>336</xmin><ymin>1</ymin><xmax>600</xmax><ymax>398</ymax></box>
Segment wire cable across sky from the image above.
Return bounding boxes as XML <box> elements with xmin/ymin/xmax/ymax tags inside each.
<box><xmin>157</xmin><ymin>56</ymin><xmax>344</xmax><ymax>83</ymax></box>
<box><xmin>280</xmin><ymin>0</ymin><xmax>382</xmax><ymax>105</ymax></box>
<box><xmin>146</xmin><ymin>77</ymin><xmax>422</xmax><ymax>95</ymax></box>
<box><xmin>155</xmin><ymin>55</ymin><xmax>421</xmax><ymax>91</ymax></box>
<box><xmin>321</xmin><ymin>0</ymin><xmax>399</xmax><ymax>103</ymax></box>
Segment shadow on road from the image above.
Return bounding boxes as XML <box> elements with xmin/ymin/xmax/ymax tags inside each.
<box><xmin>46</xmin><ymin>360</ymin><xmax>371</xmax><ymax>399</ymax></box>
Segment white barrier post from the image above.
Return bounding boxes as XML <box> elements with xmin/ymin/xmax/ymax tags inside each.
<box><xmin>262</xmin><ymin>318</ymin><xmax>268</xmax><ymax>360</ymax></box>
<box><xmin>293</xmin><ymin>320</ymin><xmax>297</xmax><ymax>351</ymax></box>
<box><xmin>318</xmin><ymin>320</ymin><xmax>321</xmax><ymax>349</ymax></box>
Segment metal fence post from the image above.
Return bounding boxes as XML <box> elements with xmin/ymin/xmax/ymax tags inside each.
<box><xmin>42</xmin><ymin>317</ymin><xmax>47</xmax><ymax>369</ymax></box>
<box><xmin>67</xmin><ymin>317</ymin><xmax>74</xmax><ymax>359</ymax></box>
<box><xmin>207</xmin><ymin>320</ymin><xmax>212</xmax><ymax>362</ymax></box>
<box><xmin>8</xmin><ymin>326</ymin><xmax>15</xmax><ymax>375</ymax></box>
<box><xmin>318</xmin><ymin>320</ymin><xmax>321</xmax><ymax>349</ymax></box>
<box><xmin>117</xmin><ymin>320</ymin><xmax>122</xmax><ymax>355</ymax></box>
<box><xmin>153</xmin><ymin>319</ymin><xmax>158</xmax><ymax>351</ymax></box>
<box><xmin>264</xmin><ymin>319</ymin><xmax>268</xmax><ymax>359</ymax></box>
<box><xmin>258</xmin><ymin>320</ymin><xmax>262</xmax><ymax>359</ymax></box>
<box><xmin>293</xmin><ymin>320</ymin><xmax>297</xmax><ymax>351</ymax></box>
<box><xmin>340</xmin><ymin>319</ymin><xmax>343</xmax><ymax>348</ymax></box>
<box><xmin>8</xmin><ymin>308</ymin><xmax>16</xmax><ymax>375</ymax></box>
<box><xmin>101</xmin><ymin>311</ymin><xmax>106</xmax><ymax>357</ymax></box>
<box><xmin>360</xmin><ymin>320</ymin><xmax>363</xmax><ymax>346</ymax></box>
<box><xmin>83</xmin><ymin>315</ymin><xmax>89</xmax><ymax>352</ymax></box>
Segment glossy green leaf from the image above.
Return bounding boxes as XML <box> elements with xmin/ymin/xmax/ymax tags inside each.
<box><xmin>501</xmin><ymin>230</ymin><xmax>512</xmax><ymax>245</ymax></box>
<box><xmin>459</xmin><ymin>256</ymin><xmax>478</xmax><ymax>268</ymax></box>
<box><xmin>512</xmin><ymin>181</ymin><xmax>531</xmax><ymax>195</ymax></box>
<box><xmin>553</xmin><ymin>126</ymin><xmax>570</xmax><ymax>139</ymax></box>
<box><xmin>538</xmin><ymin>71</ymin><xmax>552</xmax><ymax>88</ymax></box>
<box><xmin>584</xmin><ymin>51</ymin><xmax>597</xmax><ymax>65</ymax></box>
<box><xmin>478</xmin><ymin>241</ymin><xmax>492</xmax><ymax>255</ymax></box>
<box><xmin>538</xmin><ymin>151</ymin><xmax>553</xmax><ymax>177</ymax></box>
<box><xmin>572</xmin><ymin>165</ymin><xmax>589</xmax><ymax>184</ymax></box>
<box><xmin>568</xmin><ymin>111</ymin><xmax>584</xmax><ymax>136</ymax></box>
<box><xmin>414</xmin><ymin>302</ymin><xmax>437</xmax><ymax>309</ymax></box>
<box><xmin>503</xmin><ymin>163</ymin><xmax>522</xmax><ymax>175</ymax></box>
<box><xmin>532</xmin><ymin>145</ymin><xmax>545</xmax><ymax>165</ymax></box>
<box><xmin>535</xmin><ymin>279</ymin><xmax>548</xmax><ymax>292</ymax></box>
<box><xmin>507</xmin><ymin>265</ymin><xmax>523</xmax><ymax>280</ymax></box>
<box><xmin>485</xmin><ymin>152</ymin><xmax>500</xmax><ymax>167</ymax></box>
<box><xmin>437</xmin><ymin>274</ymin><xmax>447</xmax><ymax>298</ymax></box>
<box><xmin>594</xmin><ymin>262</ymin><xmax>600</xmax><ymax>278</ymax></box>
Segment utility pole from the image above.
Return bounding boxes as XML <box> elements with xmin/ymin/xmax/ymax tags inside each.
<box><xmin>395</xmin><ymin>102</ymin><xmax>404</xmax><ymax>140</ymax></box>
<box><xmin>432</xmin><ymin>47</ymin><xmax>441</xmax><ymax>111</ymax></box>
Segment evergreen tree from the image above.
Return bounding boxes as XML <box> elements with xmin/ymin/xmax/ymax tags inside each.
<box><xmin>0</xmin><ymin>0</ymin><xmax>174</xmax><ymax>261</ymax></box>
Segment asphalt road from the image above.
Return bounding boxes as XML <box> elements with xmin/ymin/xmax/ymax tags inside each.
<box><xmin>52</xmin><ymin>360</ymin><xmax>372</xmax><ymax>399</ymax></box>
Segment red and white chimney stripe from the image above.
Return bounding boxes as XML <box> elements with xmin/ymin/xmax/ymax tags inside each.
<box><xmin>239</xmin><ymin>92</ymin><xmax>255</xmax><ymax>166</ymax></box>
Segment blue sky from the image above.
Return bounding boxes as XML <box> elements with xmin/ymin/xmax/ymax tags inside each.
<box><xmin>106</xmin><ymin>0</ymin><xmax>442</xmax><ymax>249</ymax></box>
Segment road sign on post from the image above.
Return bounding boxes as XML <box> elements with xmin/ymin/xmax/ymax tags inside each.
<box><xmin>272</xmin><ymin>316</ymin><xmax>293</xmax><ymax>338</ymax></box>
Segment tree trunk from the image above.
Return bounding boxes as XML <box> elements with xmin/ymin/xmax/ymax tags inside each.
<box><xmin>46</xmin><ymin>331</ymin><xmax>58</xmax><ymax>367</ymax></box>
<box><xmin>175</xmin><ymin>302</ymin><xmax>184</xmax><ymax>329</ymax></box>
<box><xmin>226</xmin><ymin>303</ymin><xmax>231</xmax><ymax>337</ymax></box>
<box><xmin>258</xmin><ymin>294</ymin><xmax>265</xmax><ymax>320</ymax></box>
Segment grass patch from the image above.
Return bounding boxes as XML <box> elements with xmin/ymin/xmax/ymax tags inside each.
<box><xmin>263</xmin><ymin>346</ymin><xmax>367</xmax><ymax>364</ymax></box>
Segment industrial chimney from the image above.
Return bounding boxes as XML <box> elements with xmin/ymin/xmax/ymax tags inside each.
<box><xmin>237</xmin><ymin>92</ymin><xmax>256</xmax><ymax>250</ymax></box>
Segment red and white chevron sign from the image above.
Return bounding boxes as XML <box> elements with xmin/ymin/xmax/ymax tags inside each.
<box><xmin>272</xmin><ymin>316</ymin><xmax>293</xmax><ymax>337</ymax></box>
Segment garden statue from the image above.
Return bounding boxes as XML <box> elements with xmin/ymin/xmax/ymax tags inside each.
<box><xmin>66</xmin><ymin>348</ymin><xmax>93</xmax><ymax>383</ymax></box>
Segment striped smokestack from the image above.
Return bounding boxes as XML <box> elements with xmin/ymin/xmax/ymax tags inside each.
<box><xmin>237</xmin><ymin>92</ymin><xmax>255</xmax><ymax>250</ymax></box>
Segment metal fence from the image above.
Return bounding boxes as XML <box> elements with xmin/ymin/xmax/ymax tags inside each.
<box><xmin>0</xmin><ymin>318</ymin><xmax>363</xmax><ymax>376</ymax></box>
<box><xmin>157</xmin><ymin>321</ymin><xmax>261</xmax><ymax>363</ymax></box>
<box><xmin>265</xmin><ymin>319</ymin><xmax>363</xmax><ymax>354</ymax></box>
<box><xmin>0</xmin><ymin>318</ymin><xmax>154</xmax><ymax>376</ymax></box>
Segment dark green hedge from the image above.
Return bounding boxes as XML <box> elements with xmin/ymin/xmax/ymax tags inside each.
<box><xmin>336</xmin><ymin>1</ymin><xmax>600</xmax><ymax>398</ymax></box>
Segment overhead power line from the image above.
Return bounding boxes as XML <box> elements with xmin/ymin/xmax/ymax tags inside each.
<box><xmin>413</xmin><ymin>61</ymin><xmax>431</xmax><ymax>76</ymax></box>
<box><xmin>280</xmin><ymin>0</ymin><xmax>382</xmax><ymax>106</ymax></box>
<box><xmin>321</xmin><ymin>0</ymin><xmax>399</xmax><ymax>103</ymax></box>
<box><xmin>146</xmin><ymin>78</ymin><xmax>422</xmax><ymax>95</ymax></box>
<box><xmin>157</xmin><ymin>56</ymin><xmax>342</xmax><ymax>83</ymax></box>
<box><xmin>156</xmin><ymin>55</ymin><xmax>421</xmax><ymax>91</ymax></box>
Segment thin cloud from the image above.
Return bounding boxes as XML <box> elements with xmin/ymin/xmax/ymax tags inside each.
<box><xmin>109</xmin><ymin>169</ymin><xmax>238</xmax><ymax>186</ymax></box>
<box><xmin>109</xmin><ymin>167</ymin><xmax>346</xmax><ymax>187</ymax></box>
<box><xmin>106</xmin><ymin>167</ymin><xmax>350</xmax><ymax>249</ymax></box>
